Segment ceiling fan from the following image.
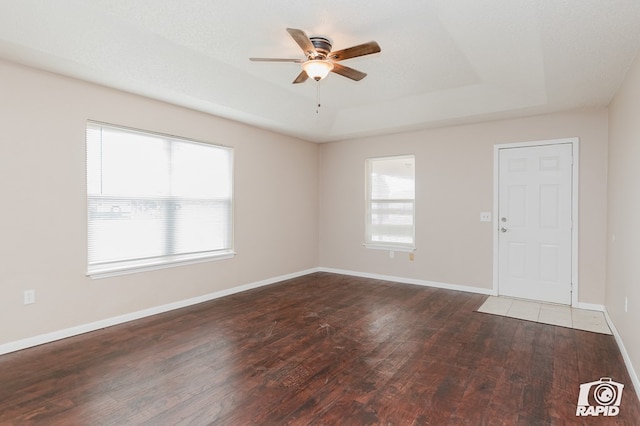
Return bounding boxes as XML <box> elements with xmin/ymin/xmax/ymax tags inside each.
<box><xmin>250</xmin><ymin>28</ymin><xmax>381</xmax><ymax>84</ymax></box>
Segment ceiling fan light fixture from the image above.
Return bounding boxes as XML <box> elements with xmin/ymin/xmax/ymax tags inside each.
<box><xmin>302</xmin><ymin>59</ymin><xmax>334</xmax><ymax>81</ymax></box>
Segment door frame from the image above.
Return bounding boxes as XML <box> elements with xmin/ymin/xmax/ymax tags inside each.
<box><xmin>492</xmin><ymin>138</ymin><xmax>579</xmax><ymax>307</ymax></box>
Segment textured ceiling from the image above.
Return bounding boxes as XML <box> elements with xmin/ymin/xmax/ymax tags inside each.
<box><xmin>1</xmin><ymin>0</ymin><xmax>640</xmax><ymax>142</ymax></box>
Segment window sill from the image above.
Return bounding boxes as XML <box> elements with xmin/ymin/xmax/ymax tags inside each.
<box><xmin>88</xmin><ymin>251</ymin><xmax>236</xmax><ymax>279</ymax></box>
<box><xmin>363</xmin><ymin>244</ymin><xmax>415</xmax><ymax>253</ymax></box>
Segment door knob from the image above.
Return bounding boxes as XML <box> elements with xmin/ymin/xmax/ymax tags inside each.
<box><xmin>500</xmin><ymin>227</ymin><xmax>508</xmax><ymax>233</ymax></box>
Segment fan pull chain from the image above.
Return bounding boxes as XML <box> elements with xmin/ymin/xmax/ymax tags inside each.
<box><xmin>316</xmin><ymin>81</ymin><xmax>321</xmax><ymax>114</ymax></box>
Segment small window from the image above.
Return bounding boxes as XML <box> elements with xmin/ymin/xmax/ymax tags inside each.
<box><xmin>86</xmin><ymin>122</ymin><xmax>234</xmax><ymax>277</ymax></box>
<box><xmin>365</xmin><ymin>155</ymin><xmax>415</xmax><ymax>251</ymax></box>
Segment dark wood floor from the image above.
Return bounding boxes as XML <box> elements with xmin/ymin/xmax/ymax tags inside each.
<box><xmin>1</xmin><ymin>272</ymin><xmax>639</xmax><ymax>425</ymax></box>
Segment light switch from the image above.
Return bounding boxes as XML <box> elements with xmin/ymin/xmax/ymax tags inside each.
<box><xmin>480</xmin><ymin>212</ymin><xmax>492</xmax><ymax>222</ymax></box>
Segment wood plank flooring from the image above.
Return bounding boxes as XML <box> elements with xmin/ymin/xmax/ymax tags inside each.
<box><xmin>1</xmin><ymin>272</ymin><xmax>639</xmax><ymax>424</ymax></box>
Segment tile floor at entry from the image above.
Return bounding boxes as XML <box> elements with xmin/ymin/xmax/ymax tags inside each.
<box><xmin>477</xmin><ymin>296</ymin><xmax>612</xmax><ymax>335</ymax></box>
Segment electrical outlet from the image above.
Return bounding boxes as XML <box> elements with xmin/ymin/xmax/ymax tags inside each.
<box><xmin>409</xmin><ymin>252</ymin><xmax>414</xmax><ymax>261</ymax></box>
<box><xmin>389</xmin><ymin>250</ymin><xmax>395</xmax><ymax>259</ymax></box>
<box><xmin>480</xmin><ymin>212</ymin><xmax>492</xmax><ymax>222</ymax></box>
<box><xmin>24</xmin><ymin>289</ymin><xmax>35</xmax><ymax>305</ymax></box>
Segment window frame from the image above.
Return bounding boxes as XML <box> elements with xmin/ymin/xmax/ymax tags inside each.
<box><xmin>364</xmin><ymin>154</ymin><xmax>416</xmax><ymax>252</ymax></box>
<box><xmin>86</xmin><ymin>121</ymin><xmax>235</xmax><ymax>279</ymax></box>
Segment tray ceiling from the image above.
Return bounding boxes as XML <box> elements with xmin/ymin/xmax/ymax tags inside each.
<box><xmin>1</xmin><ymin>0</ymin><xmax>639</xmax><ymax>142</ymax></box>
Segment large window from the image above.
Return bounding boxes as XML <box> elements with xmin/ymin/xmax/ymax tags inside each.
<box><xmin>365</xmin><ymin>155</ymin><xmax>415</xmax><ymax>250</ymax></box>
<box><xmin>86</xmin><ymin>122</ymin><xmax>233</xmax><ymax>277</ymax></box>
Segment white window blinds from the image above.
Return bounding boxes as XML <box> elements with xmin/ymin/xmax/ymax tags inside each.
<box><xmin>365</xmin><ymin>155</ymin><xmax>415</xmax><ymax>250</ymax></box>
<box><xmin>86</xmin><ymin>122</ymin><xmax>233</xmax><ymax>276</ymax></box>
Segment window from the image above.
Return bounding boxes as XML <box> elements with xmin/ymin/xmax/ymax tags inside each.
<box><xmin>86</xmin><ymin>122</ymin><xmax>233</xmax><ymax>277</ymax></box>
<box><xmin>365</xmin><ymin>155</ymin><xmax>415</xmax><ymax>251</ymax></box>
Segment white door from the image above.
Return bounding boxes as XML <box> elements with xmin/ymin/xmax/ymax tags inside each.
<box><xmin>498</xmin><ymin>143</ymin><xmax>573</xmax><ymax>305</ymax></box>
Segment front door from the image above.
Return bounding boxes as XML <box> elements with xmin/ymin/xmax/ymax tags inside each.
<box><xmin>498</xmin><ymin>143</ymin><xmax>573</xmax><ymax>305</ymax></box>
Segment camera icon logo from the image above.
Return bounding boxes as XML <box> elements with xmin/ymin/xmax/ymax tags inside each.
<box><xmin>576</xmin><ymin>377</ymin><xmax>624</xmax><ymax>417</ymax></box>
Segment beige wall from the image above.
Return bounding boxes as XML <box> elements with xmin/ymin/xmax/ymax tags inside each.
<box><xmin>0</xmin><ymin>60</ymin><xmax>319</xmax><ymax>345</ymax></box>
<box><xmin>319</xmin><ymin>109</ymin><xmax>609</xmax><ymax>303</ymax></box>
<box><xmin>0</xmin><ymin>56</ymin><xmax>614</xmax><ymax>353</ymax></box>
<box><xmin>607</xmin><ymin>51</ymin><xmax>640</xmax><ymax>383</ymax></box>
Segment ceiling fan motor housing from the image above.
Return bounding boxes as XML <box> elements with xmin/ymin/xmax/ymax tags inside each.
<box><xmin>309</xmin><ymin>36</ymin><xmax>332</xmax><ymax>58</ymax></box>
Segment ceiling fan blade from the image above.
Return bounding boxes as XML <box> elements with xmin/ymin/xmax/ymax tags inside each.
<box><xmin>329</xmin><ymin>41</ymin><xmax>381</xmax><ymax>62</ymax></box>
<box><xmin>292</xmin><ymin>70</ymin><xmax>309</xmax><ymax>84</ymax></box>
<box><xmin>331</xmin><ymin>63</ymin><xmax>367</xmax><ymax>81</ymax></box>
<box><xmin>250</xmin><ymin>57</ymin><xmax>304</xmax><ymax>63</ymax></box>
<box><xmin>286</xmin><ymin>28</ymin><xmax>317</xmax><ymax>57</ymax></box>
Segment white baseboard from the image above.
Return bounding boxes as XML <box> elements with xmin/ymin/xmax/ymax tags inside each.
<box><xmin>575</xmin><ymin>302</ymin><xmax>605</xmax><ymax>312</ymax></box>
<box><xmin>4</xmin><ymin>266</ymin><xmax>638</xmax><ymax>405</ymax></box>
<box><xmin>0</xmin><ymin>268</ymin><xmax>494</xmax><ymax>356</ymax></box>
<box><xmin>603</xmin><ymin>308</ymin><xmax>640</xmax><ymax>402</ymax></box>
<box><xmin>0</xmin><ymin>267</ymin><xmax>320</xmax><ymax>356</ymax></box>
<box><xmin>318</xmin><ymin>267</ymin><xmax>495</xmax><ymax>296</ymax></box>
